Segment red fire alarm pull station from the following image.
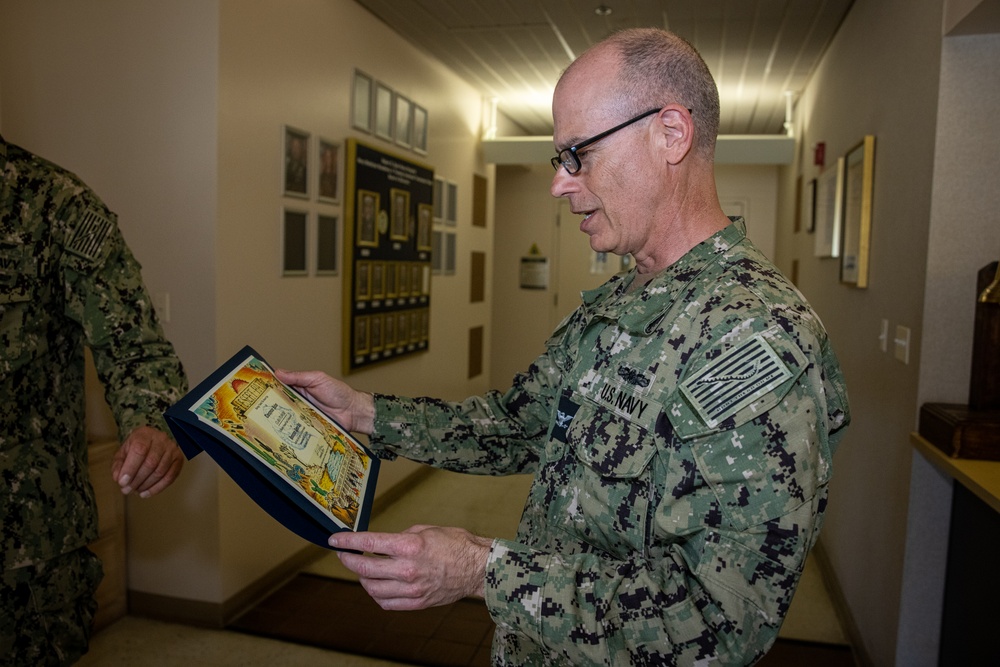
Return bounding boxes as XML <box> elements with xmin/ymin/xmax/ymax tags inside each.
<box><xmin>814</xmin><ymin>142</ymin><xmax>826</xmax><ymax>167</ymax></box>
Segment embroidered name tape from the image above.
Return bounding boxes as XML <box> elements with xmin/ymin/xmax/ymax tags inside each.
<box><xmin>680</xmin><ymin>332</ymin><xmax>793</xmax><ymax>428</ymax></box>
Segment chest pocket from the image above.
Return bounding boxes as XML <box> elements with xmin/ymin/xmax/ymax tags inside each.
<box><xmin>0</xmin><ymin>244</ymin><xmax>40</xmax><ymax>362</ymax></box>
<box><xmin>549</xmin><ymin>398</ymin><xmax>658</xmax><ymax>559</ymax></box>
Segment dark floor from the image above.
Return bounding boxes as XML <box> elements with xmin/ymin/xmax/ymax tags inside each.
<box><xmin>230</xmin><ymin>573</ymin><xmax>855</xmax><ymax>667</ymax></box>
<box><xmin>230</xmin><ymin>574</ymin><xmax>493</xmax><ymax>666</ymax></box>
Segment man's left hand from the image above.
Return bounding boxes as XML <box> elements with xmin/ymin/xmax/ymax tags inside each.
<box><xmin>331</xmin><ymin>525</ymin><xmax>493</xmax><ymax>611</ymax></box>
<box><xmin>112</xmin><ymin>425</ymin><xmax>185</xmax><ymax>498</ymax></box>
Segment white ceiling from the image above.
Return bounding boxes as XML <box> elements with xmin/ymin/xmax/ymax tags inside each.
<box><xmin>355</xmin><ymin>0</ymin><xmax>855</xmax><ymax>137</ymax></box>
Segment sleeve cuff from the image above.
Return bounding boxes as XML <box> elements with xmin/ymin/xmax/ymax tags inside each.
<box><xmin>483</xmin><ymin>538</ymin><xmax>551</xmax><ymax>644</ymax></box>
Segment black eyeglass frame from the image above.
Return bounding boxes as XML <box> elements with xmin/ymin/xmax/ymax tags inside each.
<box><xmin>550</xmin><ymin>107</ymin><xmax>662</xmax><ymax>174</ymax></box>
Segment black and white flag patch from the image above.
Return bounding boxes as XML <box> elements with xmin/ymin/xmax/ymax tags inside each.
<box><xmin>680</xmin><ymin>332</ymin><xmax>793</xmax><ymax>428</ymax></box>
<box><xmin>66</xmin><ymin>209</ymin><xmax>113</xmax><ymax>261</ymax></box>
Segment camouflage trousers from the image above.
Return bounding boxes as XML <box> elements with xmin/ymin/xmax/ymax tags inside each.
<box><xmin>0</xmin><ymin>548</ymin><xmax>103</xmax><ymax>667</ymax></box>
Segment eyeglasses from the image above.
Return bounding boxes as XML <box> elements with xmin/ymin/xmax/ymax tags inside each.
<box><xmin>550</xmin><ymin>107</ymin><xmax>661</xmax><ymax>175</ymax></box>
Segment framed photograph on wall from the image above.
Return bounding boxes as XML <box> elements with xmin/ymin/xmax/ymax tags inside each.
<box><xmin>389</xmin><ymin>188</ymin><xmax>410</xmax><ymax>241</ymax></box>
<box><xmin>412</xmin><ymin>104</ymin><xmax>428</xmax><ymax>153</ymax></box>
<box><xmin>318</xmin><ymin>138</ymin><xmax>340</xmax><ymax>203</ymax></box>
<box><xmin>352</xmin><ymin>70</ymin><xmax>373</xmax><ymax>132</ymax></box>
<box><xmin>385</xmin><ymin>260</ymin><xmax>397</xmax><ymax>298</ymax></box>
<box><xmin>813</xmin><ymin>158</ymin><xmax>844</xmax><ymax>258</ymax></box>
<box><xmin>355</xmin><ymin>260</ymin><xmax>371</xmax><ymax>301</ymax></box>
<box><xmin>384</xmin><ymin>313</ymin><xmax>396</xmax><ymax>349</ymax></box>
<box><xmin>433</xmin><ymin>177</ymin><xmax>444</xmax><ymax>221</ymax></box>
<box><xmin>375</xmin><ymin>82</ymin><xmax>394</xmax><ymax>141</ymax></box>
<box><xmin>354</xmin><ymin>316</ymin><xmax>370</xmax><ymax>356</ymax></box>
<box><xmin>356</xmin><ymin>189</ymin><xmax>380</xmax><ymax>247</ymax></box>
<box><xmin>394</xmin><ymin>94</ymin><xmax>412</xmax><ymax>148</ymax></box>
<box><xmin>417</xmin><ymin>203</ymin><xmax>433</xmax><ymax>251</ymax></box>
<box><xmin>316</xmin><ymin>214</ymin><xmax>338</xmax><ymax>275</ymax></box>
<box><xmin>371</xmin><ymin>262</ymin><xmax>385</xmax><ymax>300</ymax></box>
<box><xmin>282</xmin><ymin>208</ymin><xmax>308</xmax><ymax>276</ymax></box>
<box><xmin>445</xmin><ymin>180</ymin><xmax>458</xmax><ymax>227</ymax></box>
<box><xmin>840</xmin><ymin>135</ymin><xmax>876</xmax><ymax>288</ymax></box>
<box><xmin>283</xmin><ymin>126</ymin><xmax>309</xmax><ymax>198</ymax></box>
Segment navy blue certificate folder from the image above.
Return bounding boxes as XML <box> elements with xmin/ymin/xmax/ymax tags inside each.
<box><xmin>164</xmin><ymin>346</ymin><xmax>379</xmax><ymax>549</ymax></box>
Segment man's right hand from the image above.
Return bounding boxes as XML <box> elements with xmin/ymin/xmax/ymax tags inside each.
<box><xmin>274</xmin><ymin>369</ymin><xmax>375</xmax><ymax>434</ymax></box>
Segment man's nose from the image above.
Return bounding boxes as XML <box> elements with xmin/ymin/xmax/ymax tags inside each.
<box><xmin>550</xmin><ymin>166</ymin><xmax>576</xmax><ymax>198</ymax></box>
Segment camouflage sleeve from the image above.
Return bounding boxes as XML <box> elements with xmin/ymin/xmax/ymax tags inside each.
<box><xmin>369</xmin><ymin>314</ymin><xmax>580</xmax><ymax>473</ymax></box>
<box><xmin>58</xmin><ymin>196</ymin><xmax>187</xmax><ymax>438</ymax></box>
<box><xmin>370</xmin><ymin>377</ymin><xmax>550</xmax><ymax>474</ymax></box>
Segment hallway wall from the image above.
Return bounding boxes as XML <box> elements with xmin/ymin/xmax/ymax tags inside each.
<box><xmin>0</xmin><ymin>0</ymin><xmax>491</xmax><ymax>614</ymax></box>
<box><xmin>773</xmin><ymin>0</ymin><xmax>999</xmax><ymax>664</ymax></box>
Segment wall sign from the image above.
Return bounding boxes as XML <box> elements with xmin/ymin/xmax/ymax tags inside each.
<box><xmin>343</xmin><ymin>139</ymin><xmax>433</xmax><ymax>373</ymax></box>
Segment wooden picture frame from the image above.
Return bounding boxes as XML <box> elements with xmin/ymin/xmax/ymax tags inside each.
<box><xmin>355</xmin><ymin>260</ymin><xmax>371</xmax><ymax>301</ymax></box>
<box><xmin>317</xmin><ymin>138</ymin><xmax>340</xmax><ymax>203</ymax></box>
<box><xmin>417</xmin><ymin>203</ymin><xmax>433</xmax><ymax>251</ymax></box>
<box><xmin>389</xmin><ymin>188</ymin><xmax>410</xmax><ymax>241</ymax></box>
<box><xmin>283</xmin><ymin>126</ymin><xmax>309</xmax><ymax>198</ymax></box>
<box><xmin>356</xmin><ymin>189</ymin><xmax>380</xmax><ymax>247</ymax></box>
<box><xmin>840</xmin><ymin>135</ymin><xmax>876</xmax><ymax>288</ymax></box>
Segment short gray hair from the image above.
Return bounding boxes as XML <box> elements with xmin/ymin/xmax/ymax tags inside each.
<box><xmin>600</xmin><ymin>28</ymin><xmax>721</xmax><ymax>160</ymax></box>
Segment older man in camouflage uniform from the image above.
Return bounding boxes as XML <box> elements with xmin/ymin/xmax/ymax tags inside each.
<box><xmin>279</xmin><ymin>27</ymin><xmax>849</xmax><ymax>666</ymax></box>
<box><xmin>0</xmin><ymin>135</ymin><xmax>187</xmax><ymax>666</ymax></box>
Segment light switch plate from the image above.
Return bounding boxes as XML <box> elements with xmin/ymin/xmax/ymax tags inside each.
<box><xmin>894</xmin><ymin>325</ymin><xmax>911</xmax><ymax>364</ymax></box>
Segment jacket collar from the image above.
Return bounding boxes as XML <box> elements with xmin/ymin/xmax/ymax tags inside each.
<box><xmin>580</xmin><ymin>218</ymin><xmax>748</xmax><ymax>333</ymax></box>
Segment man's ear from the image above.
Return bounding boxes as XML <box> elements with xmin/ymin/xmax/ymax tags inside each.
<box><xmin>656</xmin><ymin>105</ymin><xmax>694</xmax><ymax>165</ymax></box>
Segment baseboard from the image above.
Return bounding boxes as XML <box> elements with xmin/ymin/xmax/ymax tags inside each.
<box><xmin>812</xmin><ymin>539</ymin><xmax>870</xmax><ymax>667</ymax></box>
<box><xmin>126</xmin><ymin>467</ymin><xmax>434</xmax><ymax>630</ymax></box>
<box><xmin>127</xmin><ymin>543</ymin><xmax>326</xmax><ymax>629</ymax></box>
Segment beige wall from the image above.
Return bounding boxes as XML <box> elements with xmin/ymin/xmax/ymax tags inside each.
<box><xmin>1</xmin><ymin>0</ymin><xmax>491</xmax><ymax>610</ymax></box>
<box><xmin>776</xmin><ymin>0</ymin><xmax>945</xmax><ymax>661</ymax></box>
<box><xmin>776</xmin><ymin>0</ymin><xmax>999</xmax><ymax>664</ymax></box>
<box><xmin>898</xmin><ymin>28</ymin><xmax>1000</xmax><ymax>666</ymax></box>
<box><xmin>0</xmin><ymin>0</ymin><xmax>223</xmax><ymax>602</ymax></box>
<box><xmin>214</xmin><ymin>0</ymin><xmax>493</xmax><ymax>600</ymax></box>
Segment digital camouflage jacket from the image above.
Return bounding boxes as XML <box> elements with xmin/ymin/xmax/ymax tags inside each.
<box><xmin>0</xmin><ymin>137</ymin><xmax>187</xmax><ymax>570</ymax></box>
<box><xmin>370</xmin><ymin>219</ymin><xmax>850</xmax><ymax>666</ymax></box>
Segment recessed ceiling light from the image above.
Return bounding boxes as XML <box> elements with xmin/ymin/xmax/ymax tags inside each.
<box><xmin>595</xmin><ymin>5</ymin><xmax>612</xmax><ymax>17</ymax></box>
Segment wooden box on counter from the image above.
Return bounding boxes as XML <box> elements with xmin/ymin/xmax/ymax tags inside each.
<box><xmin>919</xmin><ymin>403</ymin><xmax>1000</xmax><ymax>460</ymax></box>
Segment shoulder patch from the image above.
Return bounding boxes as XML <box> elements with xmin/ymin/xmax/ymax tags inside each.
<box><xmin>66</xmin><ymin>209</ymin><xmax>113</xmax><ymax>261</ymax></box>
<box><xmin>680</xmin><ymin>332</ymin><xmax>793</xmax><ymax>428</ymax></box>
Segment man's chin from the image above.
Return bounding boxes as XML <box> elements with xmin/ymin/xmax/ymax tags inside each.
<box><xmin>587</xmin><ymin>236</ymin><xmax>615</xmax><ymax>254</ymax></box>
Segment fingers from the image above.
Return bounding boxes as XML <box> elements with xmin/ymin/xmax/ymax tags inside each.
<box><xmin>113</xmin><ymin>426</ymin><xmax>185</xmax><ymax>498</ymax></box>
<box><xmin>329</xmin><ymin>527</ymin><xmax>491</xmax><ymax>611</ymax></box>
<box><xmin>274</xmin><ymin>368</ymin><xmax>329</xmax><ymax>393</ymax></box>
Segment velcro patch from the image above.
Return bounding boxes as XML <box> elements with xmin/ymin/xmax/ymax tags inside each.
<box><xmin>66</xmin><ymin>209</ymin><xmax>113</xmax><ymax>261</ymax></box>
<box><xmin>680</xmin><ymin>333</ymin><xmax>793</xmax><ymax>428</ymax></box>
